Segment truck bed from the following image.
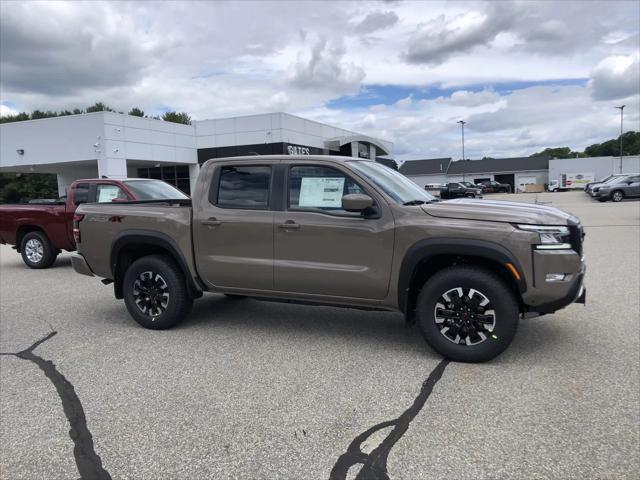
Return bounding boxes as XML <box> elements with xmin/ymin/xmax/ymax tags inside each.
<box><xmin>76</xmin><ymin>200</ymin><xmax>196</xmax><ymax>282</ymax></box>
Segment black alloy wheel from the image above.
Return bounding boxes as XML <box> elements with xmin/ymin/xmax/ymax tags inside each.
<box><xmin>434</xmin><ymin>287</ymin><xmax>496</xmax><ymax>346</ymax></box>
<box><xmin>133</xmin><ymin>271</ymin><xmax>171</xmax><ymax>318</ymax></box>
<box><xmin>416</xmin><ymin>266</ymin><xmax>519</xmax><ymax>362</ymax></box>
<box><xmin>123</xmin><ymin>255</ymin><xmax>193</xmax><ymax>329</ymax></box>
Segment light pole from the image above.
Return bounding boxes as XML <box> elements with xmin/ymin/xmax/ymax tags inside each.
<box><xmin>457</xmin><ymin>120</ymin><xmax>466</xmax><ymax>160</ymax></box>
<box><xmin>615</xmin><ymin>105</ymin><xmax>625</xmax><ymax>173</ymax></box>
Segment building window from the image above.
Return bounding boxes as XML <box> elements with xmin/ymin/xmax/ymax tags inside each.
<box><xmin>137</xmin><ymin>165</ymin><xmax>191</xmax><ymax>195</ymax></box>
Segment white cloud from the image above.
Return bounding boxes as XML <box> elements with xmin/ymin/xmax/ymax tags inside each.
<box><xmin>588</xmin><ymin>55</ymin><xmax>640</xmax><ymax>100</ymax></box>
<box><xmin>1</xmin><ymin>0</ymin><xmax>639</xmax><ymax>160</ymax></box>
<box><xmin>0</xmin><ymin>104</ymin><xmax>19</xmax><ymax>116</ymax></box>
<box><xmin>288</xmin><ymin>37</ymin><xmax>365</xmax><ymax>93</ymax></box>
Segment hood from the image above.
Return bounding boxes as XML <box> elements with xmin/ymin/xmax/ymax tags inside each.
<box><xmin>422</xmin><ymin>198</ymin><xmax>579</xmax><ymax>225</ymax></box>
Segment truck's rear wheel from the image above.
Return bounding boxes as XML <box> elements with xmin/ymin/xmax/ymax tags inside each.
<box><xmin>20</xmin><ymin>231</ymin><xmax>57</xmax><ymax>269</ymax></box>
<box><xmin>123</xmin><ymin>255</ymin><xmax>193</xmax><ymax>330</ymax></box>
<box><xmin>416</xmin><ymin>266</ymin><xmax>519</xmax><ymax>362</ymax></box>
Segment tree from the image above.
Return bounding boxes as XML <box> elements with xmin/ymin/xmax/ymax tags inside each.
<box><xmin>0</xmin><ymin>173</ymin><xmax>58</xmax><ymax>204</ymax></box>
<box><xmin>0</xmin><ymin>112</ymin><xmax>29</xmax><ymax>123</ymax></box>
<box><xmin>162</xmin><ymin>111</ymin><xmax>192</xmax><ymax>125</ymax></box>
<box><xmin>529</xmin><ymin>147</ymin><xmax>584</xmax><ymax>158</ymax></box>
<box><xmin>584</xmin><ymin>132</ymin><xmax>640</xmax><ymax>157</ymax></box>
<box><xmin>85</xmin><ymin>102</ymin><xmax>114</xmax><ymax>113</ymax></box>
<box><xmin>128</xmin><ymin>107</ymin><xmax>145</xmax><ymax>117</ymax></box>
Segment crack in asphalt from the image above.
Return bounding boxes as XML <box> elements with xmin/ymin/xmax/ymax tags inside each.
<box><xmin>0</xmin><ymin>331</ymin><xmax>112</xmax><ymax>480</ymax></box>
<box><xmin>329</xmin><ymin>359</ymin><xmax>450</xmax><ymax>480</ymax></box>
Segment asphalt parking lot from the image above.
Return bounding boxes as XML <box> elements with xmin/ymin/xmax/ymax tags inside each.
<box><xmin>1</xmin><ymin>191</ymin><xmax>638</xmax><ymax>480</ymax></box>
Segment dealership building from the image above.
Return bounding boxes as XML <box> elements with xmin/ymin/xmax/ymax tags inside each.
<box><xmin>400</xmin><ymin>155</ymin><xmax>640</xmax><ymax>191</ymax></box>
<box><xmin>0</xmin><ymin>111</ymin><xmax>393</xmax><ymax>195</ymax></box>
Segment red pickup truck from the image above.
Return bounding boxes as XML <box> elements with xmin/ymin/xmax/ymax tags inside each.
<box><xmin>0</xmin><ymin>178</ymin><xmax>188</xmax><ymax>268</ymax></box>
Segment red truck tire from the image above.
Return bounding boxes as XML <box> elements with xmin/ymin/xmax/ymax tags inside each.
<box><xmin>20</xmin><ymin>231</ymin><xmax>58</xmax><ymax>269</ymax></box>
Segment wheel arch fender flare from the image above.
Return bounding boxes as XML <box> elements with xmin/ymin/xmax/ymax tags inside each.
<box><xmin>110</xmin><ymin>230</ymin><xmax>203</xmax><ymax>299</ymax></box>
<box><xmin>398</xmin><ymin>238</ymin><xmax>527</xmax><ymax>314</ymax></box>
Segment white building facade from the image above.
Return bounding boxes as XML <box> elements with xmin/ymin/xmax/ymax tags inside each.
<box><xmin>0</xmin><ymin>112</ymin><xmax>393</xmax><ymax>196</ymax></box>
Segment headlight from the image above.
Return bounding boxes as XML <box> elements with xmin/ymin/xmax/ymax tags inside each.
<box><xmin>517</xmin><ymin>224</ymin><xmax>572</xmax><ymax>250</ymax></box>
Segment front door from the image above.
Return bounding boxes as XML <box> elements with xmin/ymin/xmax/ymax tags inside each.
<box><xmin>274</xmin><ymin>163</ymin><xmax>395</xmax><ymax>299</ymax></box>
<box><xmin>194</xmin><ymin>163</ymin><xmax>275</xmax><ymax>290</ymax></box>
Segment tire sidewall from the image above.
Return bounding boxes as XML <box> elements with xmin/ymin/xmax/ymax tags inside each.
<box><xmin>611</xmin><ymin>190</ymin><xmax>624</xmax><ymax>202</ymax></box>
<box><xmin>123</xmin><ymin>255</ymin><xmax>191</xmax><ymax>329</ymax></box>
<box><xmin>20</xmin><ymin>231</ymin><xmax>56</xmax><ymax>269</ymax></box>
<box><xmin>416</xmin><ymin>267</ymin><xmax>519</xmax><ymax>362</ymax></box>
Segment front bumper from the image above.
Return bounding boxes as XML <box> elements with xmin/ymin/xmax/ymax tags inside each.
<box><xmin>591</xmin><ymin>189</ymin><xmax>609</xmax><ymax>198</ymax></box>
<box><xmin>532</xmin><ymin>270</ymin><xmax>586</xmax><ymax>314</ymax></box>
<box><xmin>71</xmin><ymin>253</ymin><xmax>94</xmax><ymax>277</ymax></box>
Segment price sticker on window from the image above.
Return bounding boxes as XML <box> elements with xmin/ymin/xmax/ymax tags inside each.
<box><xmin>299</xmin><ymin>177</ymin><xmax>345</xmax><ymax>207</ymax></box>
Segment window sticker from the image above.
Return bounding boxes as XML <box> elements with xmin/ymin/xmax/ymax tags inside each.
<box><xmin>298</xmin><ymin>177</ymin><xmax>345</xmax><ymax>207</ymax></box>
<box><xmin>98</xmin><ymin>186</ymin><xmax>121</xmax><ymax>202</ymax></box>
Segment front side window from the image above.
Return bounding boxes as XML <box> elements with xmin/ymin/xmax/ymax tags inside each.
<box><xmin>96</xmin><ymin>184</ymin><xmax>127</xmax><ymax>203</ymax></box>
<box><xmin>288</xmin><ymin>165</ymin><xmax>365</xmax><ymax>212</ymax></box>
<box><xmin>216</xmin><ymin>166</ymin><xmax>271</xmax><ymax>209</ymax></box>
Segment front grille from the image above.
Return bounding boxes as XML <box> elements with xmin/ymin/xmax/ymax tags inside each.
<box><xmin>569</xmin><ymin>225</ymin><xmax>584</xmax><ymax>256</ymax></box>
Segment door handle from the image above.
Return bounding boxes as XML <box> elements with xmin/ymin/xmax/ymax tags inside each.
<box><xmin>202</xmin><ymin>218</ymin><xmax>221</xmax><ymax>227</ymax></box>
<box><xmin>278</xmin><ymin>221</ymin><xmax>300</xmax><ymax>230</ymax></box>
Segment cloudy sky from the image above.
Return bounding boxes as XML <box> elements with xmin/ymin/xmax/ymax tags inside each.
<box><xmin>1</xmin><ymin>0</ymin><xmax>639</xmax><ymax>160</ymax></box>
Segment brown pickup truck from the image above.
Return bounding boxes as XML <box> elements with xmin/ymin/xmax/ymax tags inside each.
<box><xmin>71</xmin><ymin>155</ymin><xmax>586</xmax><ymax>362</ymax></box>
<box><xmin>0</xmin><ymin>178</ymin><xmax>189</xmax><ymax>268</ymax></box>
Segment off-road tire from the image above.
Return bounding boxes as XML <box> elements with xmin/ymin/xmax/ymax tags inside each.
<box><xmin>611</xmin><ymin>190</ymin><xmax>624</xmax><ymax>202</ymax></box>
<box><xmin>20</xmin><ymin>231</ymin><xmax>57</xmax><ymax>269</ymax></box>
<box><xmin>416</xmin><ymin>266</ymin><xmax>519</xmax><ymax>362</ymax></box>
<box><xmin>123</xmin><ymin>255</ymin><xmax>193</xmax><ymax>330</ymax></box>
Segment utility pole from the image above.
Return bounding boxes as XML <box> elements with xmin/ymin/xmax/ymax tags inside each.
<box><xmin>457</xmin><ymin>120</ymin><xmax>466</xmax><ymax>160</ymax></box>
<box><xmin>615</xmin><ymin>105</ymin><xmax>625</xmax><ymax>173</ymax></box>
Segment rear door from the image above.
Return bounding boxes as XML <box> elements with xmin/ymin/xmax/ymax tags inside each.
<box><xmin>273</xmin><ymin>161</ymin><xmax>394</xmax><ymax>299</ymax></box>
<box><xmin>194</xmin><ymin>161</ymin><xmax>277</xmax><ymax>290</ymax></box>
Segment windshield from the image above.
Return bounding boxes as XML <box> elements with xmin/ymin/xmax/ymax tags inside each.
<box><xmin>348</xmin><ymin>161</ymin><xmax>435</xmax><ymax>204</ymax></box>
<box><xmin>123</xmin><ymin>180</ymin><xmax>189</xmax><ymax>200</ymax></box>
<box><xmin>605</xmin><ymin>176</ymin><xmax>627</xmax><ymax>185</ymax></box>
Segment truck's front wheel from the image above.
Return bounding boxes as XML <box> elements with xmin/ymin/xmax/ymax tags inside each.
<box><xmin>20</xmin><ymin>231</ymin><xmax>57</xmax><ymax>269</ymax></box>
<box><xmin>123</xmin><ymin>255</ymin><xmax>193</xmax><ymax>330</ymax></box>
<box><xmin>416</xmin><ymin>266</ymin><xmax>519</xmax><ymax>362</ymax></box>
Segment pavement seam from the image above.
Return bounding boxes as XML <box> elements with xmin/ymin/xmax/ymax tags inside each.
<box><xmin>0</xmin><ymin>331</ymin><xmax>112</xmax><ymax>480</ymax></box>
<box><xmin>329</xmin><ymin>359</ymin><xmax>450</xmax><ymax>480</ymax></box>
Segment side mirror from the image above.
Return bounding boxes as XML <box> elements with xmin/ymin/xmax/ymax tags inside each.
<box><xmin>342</xmin><ymin>193</ymin><xmax>374</xmax><ymax>212</ymax></box>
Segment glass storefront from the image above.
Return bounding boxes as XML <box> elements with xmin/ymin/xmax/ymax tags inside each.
<box><xmin>137</xmin><ymin>165</ymin><xmax>190</xmax><ymax>194</ymax></box>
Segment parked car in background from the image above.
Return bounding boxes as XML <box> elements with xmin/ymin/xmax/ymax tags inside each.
<box><xmin>439</xmin><ymin>182</ymin><xmax>483</xmax><ymax>199</ymax></box>
<box><xmin>71</xmin><ymin>154</ymin><xmax>586</xmax><ymax>363</ymax></box>
<box><xmin>476</xmin><ymin>180</ymin><xmax>511</xmax><ymax>193</ymax></box>
<box><xmin>584</xmin><ymin>174</ymin><xmax>625</xmax><ymax>194</ymax></box>
<box><xmin>591</xmin><ymin>174</ymin><xmax>640</xmax><ymax>202</ymax></box>
<box><xmin>0</xmin><ymin>178</ymin><xmax>189</xmax><ymax>268</ymax></box>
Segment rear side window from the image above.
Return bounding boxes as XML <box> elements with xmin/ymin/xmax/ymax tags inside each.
<box><xmin>216</xmin><ymin>166</ymin><xmax>271</xmax><ymax>209</ymax></box>
<box><xmin>73</xmin><ymin>183</ymin><xmax>90</xmax><ymax>205</ymax></box>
